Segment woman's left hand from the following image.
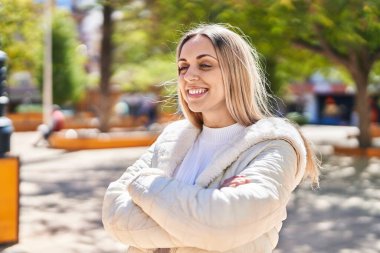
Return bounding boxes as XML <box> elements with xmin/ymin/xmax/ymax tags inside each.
<box><xmin>219</xmin><ymin>175</ymin><xmax>251</xmax><ymax>188</ymax></box>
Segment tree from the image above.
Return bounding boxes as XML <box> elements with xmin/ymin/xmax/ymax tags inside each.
<box><xmin>94</xmin><ymin>0</ymin><xmax>132</xmax><ymax>132</ymax></box>
<box><xmin>274</xmin><ymin>0</ymin><xmax>380</xmax><ymax>148</ymax></box>
<box><xmin>97</xmin><ymin>2</ymin><xmax>114</xmax><ymax>132</ymax></box>
<box><xmin>50</xmin><ymin>9</ymin><xmax>86</xmax><ymax>105</ymax></box>
<box><xmin>0</xmin><ymin>0</ymin><xmax>43</xmax><ymax>83</ymax></box>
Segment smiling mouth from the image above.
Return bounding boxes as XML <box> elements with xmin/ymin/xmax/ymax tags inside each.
<box><xmin>187</xmin><ymin>88</ymin><xmax>208</xmax><ymax>96</ymax></box>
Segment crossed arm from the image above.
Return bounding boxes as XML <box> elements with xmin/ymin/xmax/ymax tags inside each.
<box><xmin>102</xmin><ymin>140</ymin><xmax>299</xmax><ymax>251</ymax></box>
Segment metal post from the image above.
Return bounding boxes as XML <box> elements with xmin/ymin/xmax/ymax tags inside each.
<box><xmin>0</xmin><ymin>50</ymin><xmax>13</xmax><ymax>157</ymax></box>
<box><xmin>0</xmin><ymin>50</ymin><xmax>8</xmax><ymax>117</ymax></box>
<box><xmin>43</xmin><ymin>0</ymin><xmax>53</xmax><ymax>124</ymax></box>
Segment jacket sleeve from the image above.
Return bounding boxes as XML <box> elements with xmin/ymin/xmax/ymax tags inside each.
<box><xmin>128</xmin><ymin>140</ymin><xmax>303</xmax><ymax>251</ymax></box>
<box><xmin>102</xmin><ymin>143</ymin><xmax>184</xmax><ymax>249</ymax></box>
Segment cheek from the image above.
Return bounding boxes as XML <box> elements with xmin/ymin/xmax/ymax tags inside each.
<box><xmin>178</xmin><ymin>80</ymin><xmax>187</xmax><ymax>99</ymax></box>
<box><xmin>216</xmin><ymin>71</ymin><xmax>224</xmax><ymax>85</ymax></box>
<box><xmin>178</xmin><ymin>78</ymin><xmax>185</xmax><ymax>89</ymax></box>
<box><xmin>178</xmin><ymin>75</ymin><xmax>186</xmax><ymax>85</ymax></box>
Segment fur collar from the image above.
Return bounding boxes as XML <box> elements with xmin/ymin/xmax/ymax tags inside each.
<box><xmin>155</xmin><ymin>117</ymin><xmax>307</xmax><ymax>187</ymax></box>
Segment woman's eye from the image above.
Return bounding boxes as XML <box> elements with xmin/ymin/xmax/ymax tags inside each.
<box><xmin>178</xmin><ymin>66</ymin><xmax>188</xmax><ymax>74</ymax></box>
<box><xmin>200</xmin><ymin>64</ymin><xmax>211</xmax><ymax>69</ymax></box>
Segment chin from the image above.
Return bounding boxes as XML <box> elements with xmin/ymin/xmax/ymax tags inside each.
<box><xmin>188</xmin><ymin>105</ymin><xmax>204</xmax><ymax>113</ymax></box>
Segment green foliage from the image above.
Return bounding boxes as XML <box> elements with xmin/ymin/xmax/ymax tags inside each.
<box><xmin>370</xmin><ymin>61</ymin><xmax>380</xmax><ymax>86</ymax></box>
<box><xmin>0</xmin><ymin>0</ymin><xmax>43</xmax><ymax>83</ymax></box>
<box><xmin>286</xmin><ymin>112</ymin><xmax>309</xmax><ymax>125</ymax></box>
<box><xmin>46</xmin><ymin>9</ymin><xmax>87</xmax><ymax>106</ymax></box>
<box><xmin>16</xmin><ymin>103</ymin><xmax>42</xmax><ymax>113</ymax></box>
<box><xmin>111</xmin><ymin>0</ymin><xmax>332</xmax><ymax>96</ymax></box>
<box><xmin>275</xmin><ymin>0</ymin><xmax>380</xmax><ymax>61</ymax></box>
<box><xmin>112</xmin><ymin>55</ymin><xmax>176</xmax><ymax>92</ymax></box>
<box><xmin>103</xmin><ymin>0</ymin><xmax>380</xmax><ymax>103</ymax></box>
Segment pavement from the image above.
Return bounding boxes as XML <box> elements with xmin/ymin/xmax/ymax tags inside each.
<box><xmin>1</xmin><ymin>125</ymin><xmax>379</xmax><ymax>253</ymax></box>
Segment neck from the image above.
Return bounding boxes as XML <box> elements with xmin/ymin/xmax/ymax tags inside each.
<box><xmin>202</xmin><ymin>113</ymin><xmax>236</xmax><ymax>128</ymax></box>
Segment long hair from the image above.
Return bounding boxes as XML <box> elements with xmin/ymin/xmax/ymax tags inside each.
<box><xmin>176</xmin><ymin>24</ymin><xmax>319</xmax><ymax>186</ymax></box>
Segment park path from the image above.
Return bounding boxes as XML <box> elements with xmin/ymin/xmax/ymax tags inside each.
<box><xmin>1</xmin><ymin>125</ymin><xmax>379</xmax><ymax>253</ymax></box>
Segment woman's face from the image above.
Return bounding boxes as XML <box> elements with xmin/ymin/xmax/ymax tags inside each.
<box><xmin>178</xmin><ymin>35</ymin><xmax>230</xmax><ymax>124</ymax></box>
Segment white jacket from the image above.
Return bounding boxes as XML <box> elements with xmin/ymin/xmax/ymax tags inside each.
<box><xmin>102</xmin><ymin>117</ymin><xmax>307</xmax><ymax>253</ymax></box>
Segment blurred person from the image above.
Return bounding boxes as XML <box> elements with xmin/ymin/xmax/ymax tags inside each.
<box><xmin>102</xmin><ymin>24</ymin><xmax>320</xmax><ymax>253</ymax></box>
<box><xmin>34</xmin><ymin>105</ymin><xmax>65</xmax><ymax>147</ymax></box>
<box><xmin>321</xmin><ymin>96</ymin><xmax>341</xmax><ymax>125</ymax></box>
<box><xmin>138</xmin><ymin>92</ymin><xmax>159</xmax><ymax>129</ymax></box>
<box><xmin>126</xmin><ymin>92</ymin><xmax>144</xmax><ymax>118</ymax></box>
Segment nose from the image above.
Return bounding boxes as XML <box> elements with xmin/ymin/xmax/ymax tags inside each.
<box><xmin>183</xmin><ymin>67</ymin><xmax>199</xmax><ymax>82</ymax></box>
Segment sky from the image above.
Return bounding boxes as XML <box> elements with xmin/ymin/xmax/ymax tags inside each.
<box><xmin>56</xmin><ymin>0</ymin><xmax>72</xmax><ymax>8</ymax></box>
<box><xmin>34</xmin><ymin>0</ymin><xmax>98</xmax><ymax>10</ymax></box>
<box><xmin>34</xmin><ymin>0</ymin><xmax>73</xmax><ymax>10</ymax></box>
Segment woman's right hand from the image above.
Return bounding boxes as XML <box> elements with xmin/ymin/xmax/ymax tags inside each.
<box><xmin>219</xmin><ymin>175</ymin><xmax>251</xmax><ymax>188</ymax></box>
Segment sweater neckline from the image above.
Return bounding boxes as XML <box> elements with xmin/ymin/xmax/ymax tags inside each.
<box><xmin>200</xmin><ymin>123</ymin><xmax>245</xmax><ymax>144</ymax></box>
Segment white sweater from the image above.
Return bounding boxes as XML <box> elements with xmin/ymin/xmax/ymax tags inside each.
<box><xmin>102</xmin><ymin>117</ymin><xmax>307</xmax><ymax>253</ymax></box>
<box><xmin>174</xmin><ymin>123</ymin><xmax>245</xmax><ymax>185</ymax></box>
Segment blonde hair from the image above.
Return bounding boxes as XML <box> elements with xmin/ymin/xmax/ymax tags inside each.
<box><xmin>176</xmin><ymin>24</ymin><xmax>319</xmax><ymax>186</ymax></box>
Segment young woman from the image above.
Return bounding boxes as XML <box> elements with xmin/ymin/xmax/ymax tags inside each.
<box><xmin>102</xmin><ymin>24</ymin><xmax>319</xmax><ymax>253</ymax></box>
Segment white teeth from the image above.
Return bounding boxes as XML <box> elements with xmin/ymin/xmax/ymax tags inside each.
<box><xmin>188</xmin><ymin>88</ymin><xmax>207</xmax><ymax>95</ymax></box>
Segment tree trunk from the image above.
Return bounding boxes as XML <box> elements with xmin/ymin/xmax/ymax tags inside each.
<box><xmin>352</xmin><ymin>70</ymin><xmax>371</xmax><ymax>148</ymax></box>
<box><xmin>98</xmin><ymin>4</ymin><xmax>114</xmax><ymax>132</ymax></box>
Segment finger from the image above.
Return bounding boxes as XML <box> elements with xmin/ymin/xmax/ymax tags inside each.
<box><xmin>221</xmin><ymin>176</ymin><xmax>237</xmax><ymax>186</ymax></box>
<box><xmin>220</xmin><ymin>180</ymin><xmax>237</xmax><ymax>188</ymax></box>
<box><xmin>226</xmin><ymin>178</ymin><xmax>251</xmax><ymax>187</ymax></box>
<box><xmin>220</xmin><ymin>176</ymin><xmax>250</xmax><ymax>188</ymax></box>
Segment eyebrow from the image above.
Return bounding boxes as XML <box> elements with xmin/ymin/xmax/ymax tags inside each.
<box><xmin>178</xmin><ymin>54</ymin><xmax>217</xmax><ymax>62</ymax></box>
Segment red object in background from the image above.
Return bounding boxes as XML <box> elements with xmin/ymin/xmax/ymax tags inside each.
<box><xmin>52</xmin><ymin>110</ymin><xmax>65</xmax><ymax>131</ymax></box>
<box><xmin>370</xmin><ymin>99</ymin><xmax>379</xmax><ymax>123</ymax></box>
<box><xmin>325</xmin><ymin>96</ymin><xmax>336</xmax><ymax>104</ymax></box>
